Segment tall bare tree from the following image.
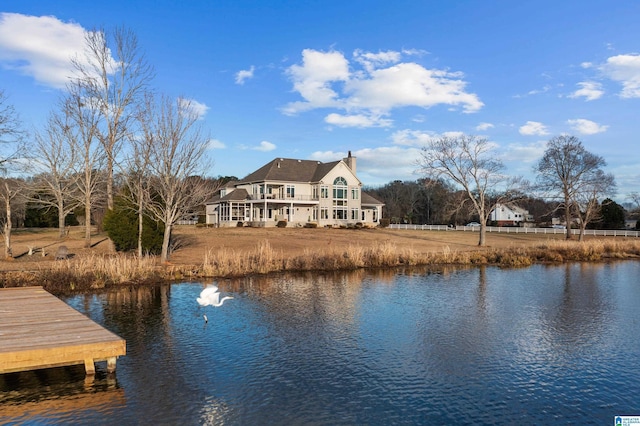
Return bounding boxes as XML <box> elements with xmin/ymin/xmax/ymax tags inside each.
<box><xmin>64</xmin><ymin>84</ymin><xmax>106</xmax><ymax>248</ymax></box>
<box><xmin>72</xmin><ymin>27</ymin><xmax>154</xmax><ymax>211</ymax></box>
<box><xmin>573</xmin><ymin>170</ymin><xmax>616</xmax><ymax>241</ymax></box>
<box><xmin>418</xmin><ymin>134</ymin><xmax>522</xmax><ymax>246</ymax></box>
<box><xmin>30</xmin><ymin>108</ymin><xmax>81</xmax><ymax>237</ymax></box>
<box><xmin>137</xmin><ymin>94</ymin><xmax>212</xmax><ymax>263</ymax></box>
<box><xmin>535</xmin><ymin>135</ymin><xmax>608</xmax><ymax>240</ymax></box>
<box><xmin>122</xmin><ymin>95</ymin><xmax>154</xmax><ymax>258</ymax></box>
<box><xmin>0</xmin><ymin>90</ymin><xmax>28</xmax><ymax>258</ymax></box>
<box><xmin>0</xmin><ymin>178</ymin><xmax>26</xmax><ymax>258</ymax></box>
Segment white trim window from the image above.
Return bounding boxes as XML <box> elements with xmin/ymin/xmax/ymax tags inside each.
<box><xmin>286</xmin><ymin>184</ymin><xmax>295</xmax><ymax>199</ymax></box>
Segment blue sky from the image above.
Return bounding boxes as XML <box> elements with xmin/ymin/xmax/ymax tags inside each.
<box><xmin>1</xmin><ymin>1</ymin><xmax>639</xmax><ymax>200</ymax></box>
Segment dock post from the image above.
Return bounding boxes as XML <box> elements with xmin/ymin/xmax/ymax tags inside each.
<box><xmin>107</xmin><ymin>357</ymin><xmax>117</xmax><ymax>373</ymax></box>
<box><xmin>84</xmin><ymin>358</ymin><xmax>96</xmax><ymax>376</ymax></box>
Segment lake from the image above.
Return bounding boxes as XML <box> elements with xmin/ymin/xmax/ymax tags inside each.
<box><xmin>2</xmin><ymin>262</ymin><xmax>640</xmax><ymax>424</ymax></box>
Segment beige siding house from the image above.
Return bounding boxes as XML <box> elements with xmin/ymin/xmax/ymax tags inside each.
<box><xmin>205</xmin><ymin>153</ymin><xmax>384</xmax><ymax>227</ymax></box>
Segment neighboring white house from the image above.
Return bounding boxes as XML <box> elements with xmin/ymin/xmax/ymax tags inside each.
<box><xmin>205</xmin><ymin>153</ymin><xmax>384</xmax><ymax>227</ymax></box>
<box><xmin>489</xmin><ymin>203</ymin><xmax>534</xmax><ymax>227</ymax></box>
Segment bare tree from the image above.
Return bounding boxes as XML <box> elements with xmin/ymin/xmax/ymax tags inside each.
<box><xmin>0</xmin><ymin>90</ymin><xmax>26</xmax><ymax>166</ymax></box>
<box><xmin>418</xmin><ymin>134</ymin><xmax>522</xmax><ymax>246</ymax></box>
<box><xmin>0</xmin><ymin>178</ymin><xmax>26</xmax><ymax>258</ymax></box>
<box><xmin>0</xmin><ymin>90</ymin><xmax>28</xmax><ymax>258</ymax></box>
<box><xmin>573</xmin><ymin>170</ymin><xmax>616</xmax><ymax>241</ymax></box>
<box><xmin>30</xmin><ymin>108</ymin><xmax>81</xmax><ymax>237</ymax></box>
<box><xmin>72</xmin><ymin>27</ymin><xmax>154</xmax><ymax>211</ymax></box>
<box><xmin>64</xmin><ymin>84</ymin><xmax>106</xmax><ymax>248</ymax></box>
<box><xmin>137</xmin><ymin>94</ymin><xmax>212</xmax><ymax>263</ymax></box>
<box><xmin>122</xmin><ymin>95</ymin><xmax>154</xmax><ymax>258</ymax></box>
<box><xmin>535</xmin><ymin>135</ymin><xmax>609</xmax><ymax>240</ymax></box>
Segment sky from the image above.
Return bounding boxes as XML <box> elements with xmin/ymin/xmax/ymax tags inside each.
<box><xmin>1</xmin><ymin>1</ymin><xmax>639</xmax><ymax>201</ymax></box>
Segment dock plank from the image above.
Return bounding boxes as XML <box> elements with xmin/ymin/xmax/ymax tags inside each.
<box><xmin>0</xmin><ymin>287</ymin><xmax>126</xmax><ymax>375</ymax></box>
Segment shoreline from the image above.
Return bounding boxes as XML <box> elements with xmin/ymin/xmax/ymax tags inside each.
<box><xmin>1</xmin><ymin>227</ymin><xmax>639</xmax><ymax>295</ymax></box>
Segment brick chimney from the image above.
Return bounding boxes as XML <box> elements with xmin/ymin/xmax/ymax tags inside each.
<box><xmin>344</xmin><ymin>150</ymin><xmax>356</xmax><ymax>174</ymax></box>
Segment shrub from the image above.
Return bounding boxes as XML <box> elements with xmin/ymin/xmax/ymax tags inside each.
<box><xmin>103</xmin><ymin>196</ymin><xmax>164</xmax><ymax>254</ymax></box>
<box><xmin>276</xmin><ymin>220</ymin><xmax>287</xmax><ymax>228</ymax></box>
<box><xmin>379</xmin><ymin>218</ymin><xmax>390</xmax><ymax>228</ymax></box>
<box><xmin>304</xmin><ymin>222</ymin><xmax>318</xmax><ymax>228</ymax></box>
<box><xmin>236</xmin><ymin>221</ymin><xmax>244</xmax><ymax>227</ymax></box>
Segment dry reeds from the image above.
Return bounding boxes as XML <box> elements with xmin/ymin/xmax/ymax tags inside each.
<box><xmin>196</xmin><ymin>238</ymin><xmax>640</xmax><ymax>279</ymax></box>
<box><xmin>34</xmin><ymin>253</ymin><xmax>162</xmax><ymax>294</ymax></box>
<box><xmin>2</xmin><ymin>236</ymin><xmax>640</xmax><ymax>295</ymax></box>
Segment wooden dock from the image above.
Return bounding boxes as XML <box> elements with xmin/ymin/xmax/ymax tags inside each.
<box><xmin>0</xmin><ymin>287</ymin><xmax>126</xmax><ymax>376</ymax></box>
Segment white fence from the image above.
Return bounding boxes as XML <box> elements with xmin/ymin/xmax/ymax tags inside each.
<box><xmin>389</xmin><ymin>224</ymin><xmax>640</xmax><ymax>238</ymax></box>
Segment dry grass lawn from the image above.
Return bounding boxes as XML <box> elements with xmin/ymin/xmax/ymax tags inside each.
<box><xmin>0</xmin><ymin>225</ymin><xmax>596</xmax><ymax>272</ymax></box>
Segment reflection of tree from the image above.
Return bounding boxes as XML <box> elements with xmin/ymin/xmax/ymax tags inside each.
<box><xmin>547</xmin><ymin>263</ymin><xmax>609</xmax><ymax>350</ymax></box>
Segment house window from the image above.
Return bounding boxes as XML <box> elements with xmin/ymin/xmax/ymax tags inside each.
<box><xmin>361</xmin><ymin>211</ymin><xmax>366</xmax><ymax>221</ymax></box>
<box><xmin>313</xmin><ymin>208</ymin><xmax>318</xmax><ymax>221</ymax></box>
<box><xmin>333</xmin><ymin>207</ymin><xmax>347</xmax><ymax>220</ymax></box>
<box><xmin>313</xmin><ymin>186</ymin><xmax>318</xmax><ymax>199</ymax></box>
<box><xmin>320</xmin><ymin>207</ymin><xmax>329</xmax><ymax>219</ymax></box>
<box><xmin>333</xmin><ymin>177</ymin><xmax>347</xmax><ymax>199</ymax></box>
<box><xmin>321</xmin><ymin>185</ymin><xmax>329</xmax><ymax>199</ymax></box>
<box><xmin>351</xmin><ymin>188</ymin><xmax>359</xmax><ymax>200</ymax></box>
<box><xmin>286</xmin><ymin>185</ymin><xmax>295</xmax><ymax>199</ymax></box>
<box><xmin>351</xmin><ymin>208</ymin><xmax>359</xmax><ymax>220</ymax></box>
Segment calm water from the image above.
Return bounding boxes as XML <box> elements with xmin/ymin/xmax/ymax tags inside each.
<box><xmin>2</xmin><ymin>262</ymin><xmax>640</xmax><ymax>425</ymax></box>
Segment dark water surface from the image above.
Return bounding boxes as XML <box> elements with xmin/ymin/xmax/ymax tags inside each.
<box><xmin>2</xmin><ymin>262</ymin><xmax>640</xmax><ymax>424</ymax></box>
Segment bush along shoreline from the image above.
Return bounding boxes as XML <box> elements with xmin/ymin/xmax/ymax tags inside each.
<box><xmin>1</xmin><ymin>239</ymin><xmax>639</xmax><ymax>296</ymax></box>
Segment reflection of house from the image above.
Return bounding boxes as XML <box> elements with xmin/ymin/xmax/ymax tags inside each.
<box><xmin>205</xmin><ymin>153</ymin><xmax>384</xmax><ymax>227</ymax></box>
<box><xmin>489</xmin><ymin>203</ymin><xmax>534</xmax><ymax>227</ymax></box>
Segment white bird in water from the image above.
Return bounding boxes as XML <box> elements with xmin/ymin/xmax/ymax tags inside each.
<box><xmin>197</xmin><ymin>285</ymin><xmax>234</xmax><ymax>307</ymax></box>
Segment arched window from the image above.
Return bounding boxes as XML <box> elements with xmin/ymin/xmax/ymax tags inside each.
<box><xmin>333</xmin><ymin>177</ymin><xmax>348</xmax><ymax>219</ymax></box>
<box><xmin>333</xmin><ymin>177</ymin><xmax>347</xmax><ymax>199</ymax></box>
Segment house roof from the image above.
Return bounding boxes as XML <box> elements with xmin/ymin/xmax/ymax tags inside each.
<box><xmin>220</xmin><ymin>188</ymin><xmax>249</xmax><ymax>201</ymax></box>
<box><xmin>237</xmin><ymin>158</ymin><xmax>345</xmax><ymax>184</ymax></box>
<box><xmin>361</xmin><ymin>191</ymin><xmax>384</xmax><ymax>206</ymax></box>
<box><xmin>206</xmin><ymin>188</ymin><xmax>249</xmax><ymax>204</ymax></box>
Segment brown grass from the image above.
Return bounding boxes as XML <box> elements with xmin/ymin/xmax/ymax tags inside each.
<box><xmin>1</xmin><ymin>226</ymin><xmax>639</xmax><ymax>295</ymax></box>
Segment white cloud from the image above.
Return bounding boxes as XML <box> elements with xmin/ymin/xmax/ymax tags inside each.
<box><xmin>208</xmin><ymin>139</ymin><xmax>226</xmax><ymax>149</ymax></box>
<box><xmin>179</xmin><ymin>98</ymin><xmax>209</xmax><ymax>119</ymax></box>
<box><xmin>527</xmin><ymin>85</ymin><xmax>551</xmax><ymax>95</ymax></box>
<box><xmin>254</xmin><ymin>141</ymin><xmax>276</xmax><ymax>152</ymax></box>
<box><xmin>235</xmin><ymin>65</ymin><xmax>255</xmax><ymax>85</ymax></box>
<box><xmin>310</xmin><ymin>146</ymin><xmax>422</xmax><ymax>184</ymax></box>
<box><xmin>500</xmin><ymin>141</ymin><xmax>547</xmax><ymax>163</ymax></box>
<box><xmin>0</xmin><ymin>13</ymin><xmax>93</xmax><ymax>88</ymax></box>
<box><xmin>353</xmin><ymin>49</ymin><xmax>401</xmax><ymax>72</ymax></box>
<box><xmin>581</xmin><ymin>62</ymin><xmax>593</xmax><ymax>69</ymax></box>
<box><xmin>569</xmin><ymin>81</ymin><xmax>604</xmax><ymax>101</ymax></box>
<box><xmin>600</xmin><ymin>54</ymin><xmax>640</xmax><ymax>98</ymax></box>
<box><xmin>325</xmin><ymin>113</ymin><xmax>392</xmax><ymax>128</ymax></box>
<box><xmin>519</xmin><ymin>121</ymin><xmax>549</xmax><ymax>136</ymax></box>
<box><xmin>390</xmin><ymin>129</ymin><xmax>465</xmax><ymax>147</ymax></box>
<box><xmin>282</xmin><ymin>49</ymin><xmax>349</xmax><ymax>114</ymax></box>
<box><xmin>567</xmin><ymin>118</ymin><xmax>608</xmax><ymax>135</ymax></box>
<box><xmin>476</xmin><ymin>122</ymin><xmax>494</xmax><ymax>131</ymax></box>
<box><xmin>283</xmin><ymin>48</ymin><xmax>483</xmax><ymax>126</ymax></box>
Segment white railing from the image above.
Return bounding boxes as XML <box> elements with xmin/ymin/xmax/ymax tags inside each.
<box><xmin>388</xmin><ymin>224</ymin><xmax>640</xmax><ymax>237</ymax></box>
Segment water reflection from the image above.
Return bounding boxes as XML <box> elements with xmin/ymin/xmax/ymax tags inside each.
<box><xmin>0</xmin><ymin>366</ymin><xmax>124</xmax><ymax>424</ymax></box>
<box><xmin>2</xmin><ymin>262</ymin><xmax>639</xmax><ymax>424</ymax></box>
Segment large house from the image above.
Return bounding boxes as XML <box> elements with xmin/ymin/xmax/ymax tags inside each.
<box><xmin>205</xmin><ymin>153</ymin><xmax>384</xmax><ymax>227</ymax></box>
<box><xmin>489</xmin><ymin>203</ymin><xmax>534</xmax><ymax>227</ymax></box>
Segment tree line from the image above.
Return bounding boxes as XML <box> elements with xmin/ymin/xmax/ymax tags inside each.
<box><xmin>368</xmin><ymin>134</ymin><xmax>634</xmax><ymax>246</ymax></box>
